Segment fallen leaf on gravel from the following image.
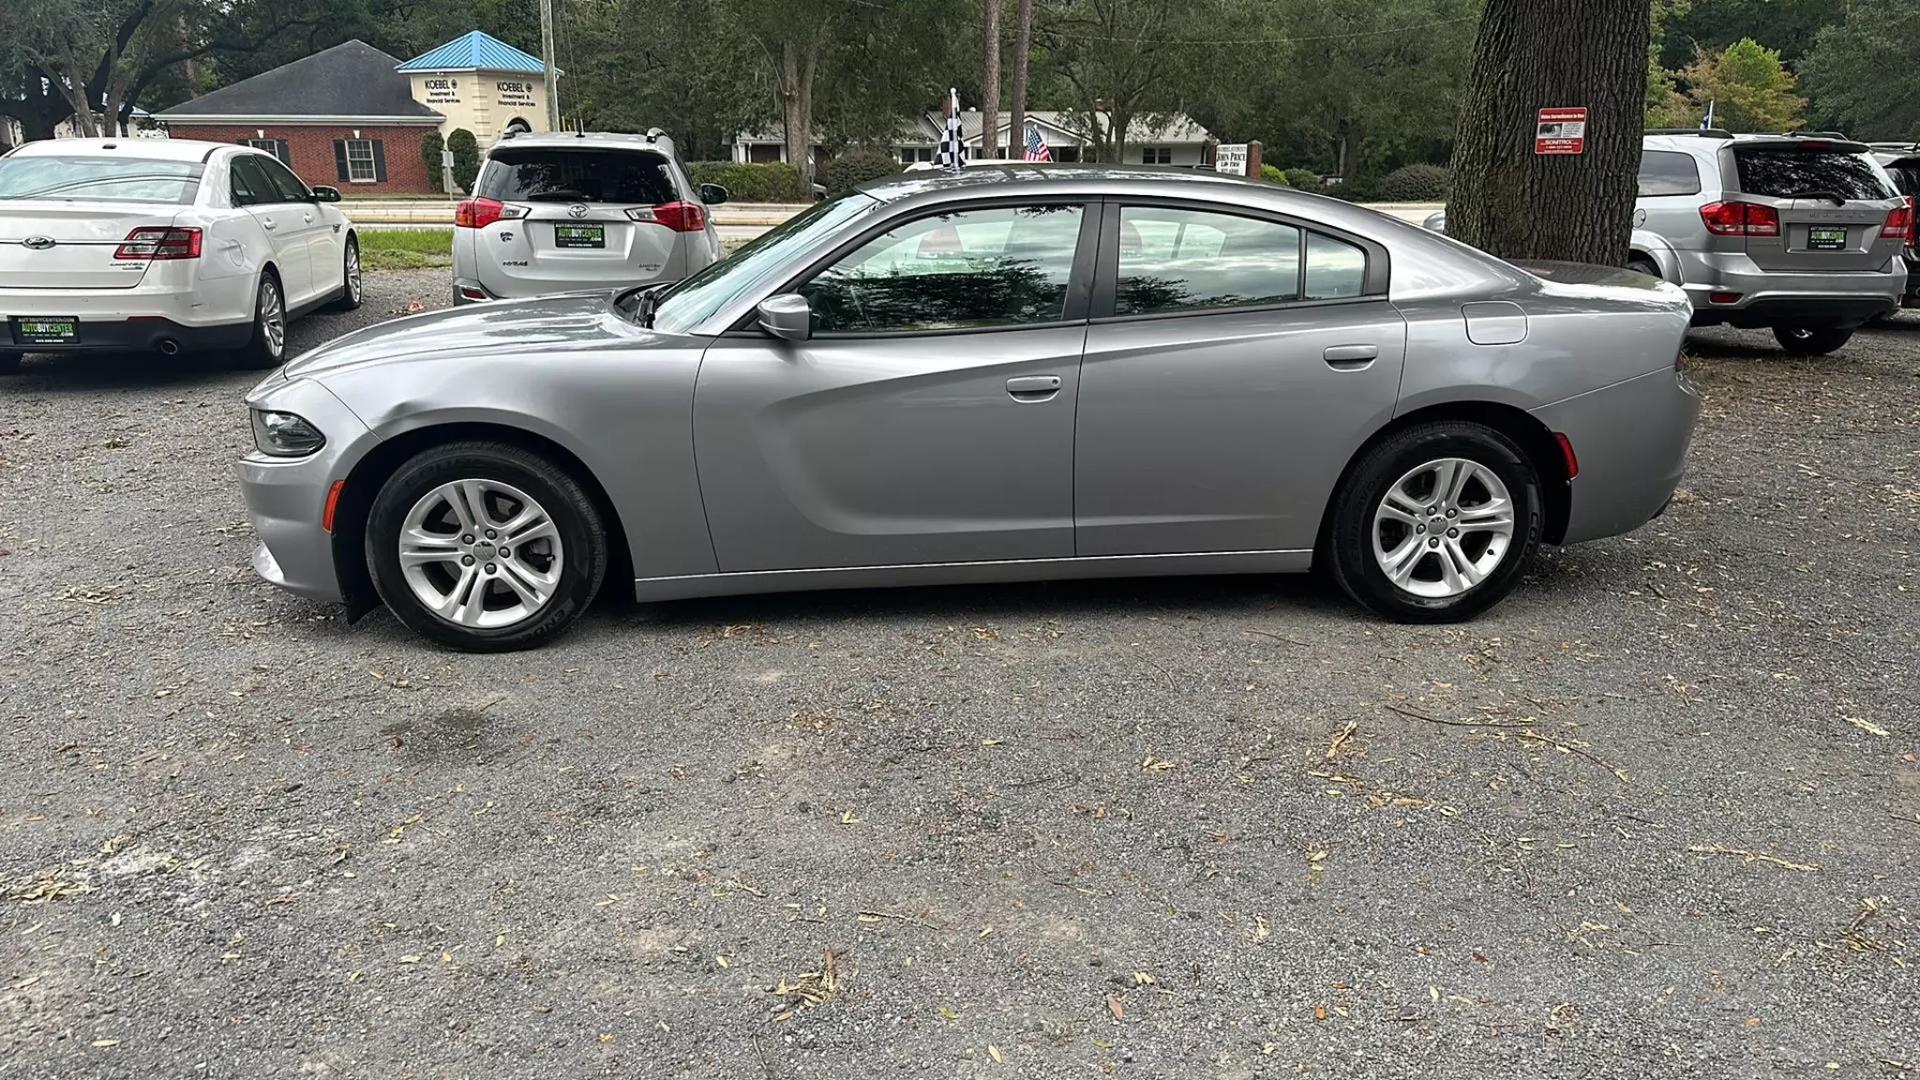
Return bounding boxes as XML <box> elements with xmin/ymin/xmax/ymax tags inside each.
<box><xmin>91</xmin><ymin>1040</ymin><xmax>119</xmax><ymax>1048</ymax></box>
<box><xmin>1314</xmin><ymin>1003</ymin><xmax>1326</xmax><ymax>1021</ymax></box>
<box><xmin>1140</xmin><ymin>755</ymin><xmax>1175</xmax><ymax>772</ymax></box>
<box><xmin>1106</xmin><ymin>994</ymin><xmax>1124</xmax><ymax>1021</ymax></box>
<box><xmin>988</xmin><ymin>1044</ymin><xmax>1004</xmax><ymax>1063</ymax></box>
<box><xmin>1844</xmin><ymin>716</ymin><xmax>1890</xmax><ymax>737</ymax></box>
<box><xmin>1687</xmin><ymin>845</ymin><xmax>1820</xmax><ymax>872</ymax></box>
<box><xmin>1325</xmin><ymin>721</ymin><xmax>1357</xmax><ymax>761</ymax></box>
<box><xmin>1251</xmin><ymin>915</ymin><xmax>1270</xmax><ymax>944</ymax></box>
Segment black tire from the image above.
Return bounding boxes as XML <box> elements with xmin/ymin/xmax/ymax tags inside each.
<box><xmin>1626</xmin><ymin>256</ymin><xmax>1662</xmax><ymax>280</ymax></box>
<box><xmin>1325</xmin><ymin>421</ymin><xmax>1543</xmax><ymax>623</ymax></box>
<box><xmin>1772</xmin><ymin>324</ymin><xmax>1852</xmax><ymax>356</ymax></box>
<box><xmin>0</xmin><ymin>352</ymin><xmax>21</xmax><ymax>375</ymax></box>
<box><xmin>231</xmin><ymin>271</ymin><xmax>288</xmax><ymax>369</ymax></box>
<box><xmin>329</xmin><ymin>236</ymin><xmax>363</xmax><ymax>312</ymax></box>
<box><xmin>364</xmin><ymin>441</ymin><xmax>607</xmax><ymax>651</ymax></box>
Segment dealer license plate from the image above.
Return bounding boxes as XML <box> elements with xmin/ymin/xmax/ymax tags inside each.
<box><xmin>1805</xmin><ymin>226</ymin><xmax>1847</xmax><ymax>251</ymax></box>
<box><xmin>553</xmin><ymin>223</ymin><xmax>605</xmax><ymax>249</ymax></box>
<box><xmin>11</xmin><ymin>316</ymin><xmax>78</xmax><ymax>345</ymax></box>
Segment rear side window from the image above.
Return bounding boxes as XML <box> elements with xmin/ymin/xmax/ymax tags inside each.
<box><xmin>478</xmin><ymin>148</ymin><xmax>677</xmax><ymax>205</ymax></box>
<box><xmin>1114</xmin><ymin>206</ymin><xmax>1300</xmax><ymax>315</ymax></box>
<box><xmin>1638</xmin><ymin>150</ymin><xmax>1701</xmax><ymax>197</ymax></box>
<box><xmin>0</xmin><ymin>155</ymin><xmax>201</xmax><ymax>204</ymax></box>
<box><xmin>1883</xmin><ymin>160</ymin><xmax>1920</xmax><ymax>198</ymax></box>
<box><xmin>1732</xmin><ymin>147</ymin><xmax>1894</xmax><ymax>200</ymax></box>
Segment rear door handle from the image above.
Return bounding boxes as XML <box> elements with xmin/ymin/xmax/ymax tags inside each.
<box><xmin>1006</xmin><ymin>375</ymin><xmax>1062</xmax><ymax>401</ymax></box>
<box><xmin>260</xmin><ymin>218</ymin><xmax>276</xmax><ymax>231</ymax></box>
<box><xmin>1323</xmin><ymin>344</ymin><xmax>1378</xmax><ymax>369</ymax></box>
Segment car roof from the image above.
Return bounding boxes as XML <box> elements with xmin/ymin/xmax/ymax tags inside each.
<box><xmin>1642</xmin><ymin>131</ymin><xmax>1874</xmax><ymax>155</ymax></box>
<box><xmin>857</xmin><ymin>163</ymin><xmax>1264</xmax><ymax>201</ymax></box>
<box><xmin>6</xmin><ymin>137</ymin><xmax>235</xmax><ymax>162</ymax></box>
<box><xmin>488</xmin><ymin>131</ymin><xmax>675</xmax><ymax>155</ymax></box>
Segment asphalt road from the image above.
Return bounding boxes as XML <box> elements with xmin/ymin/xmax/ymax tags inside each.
<box><xmin>1</xmin><ymin>270</ymin><xmax>1916</xmax><ymax>1079</ymax></box>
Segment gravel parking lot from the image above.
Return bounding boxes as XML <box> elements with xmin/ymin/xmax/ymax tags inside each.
<box><xmin>2</xmin><ymin>269</ymin><xmax>1916</xmax><ymax>1079</ymax></box>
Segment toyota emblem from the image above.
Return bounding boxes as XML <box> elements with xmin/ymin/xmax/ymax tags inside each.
<box><xmin>22</xmin><ymin>235</ymin><xmax>55</xmax><ymax>250</ymax></box>
<box><xmin>566</xmin><ymin>204</ymin><xmax>589</xmax><ymax>219</ymax></box>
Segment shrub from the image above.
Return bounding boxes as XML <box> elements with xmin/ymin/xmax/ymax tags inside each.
<box><xmin>1379</xmin><ymin>163</ymin><xmax>1451</xmax><ymax>202</ymax></box>
<box><xmin>820</xmin><ymin>149</ymin><xmax>901</xmax><ymax>198</ymax></box>
<box><xmin>1259</xmin><ymin>163</ymin><xmax>1289</xmax><ymax>187</ymax></box>
<box><xmin>1283</xmin><ymin>167</ymin><xmax>1322</xmax><ymax>191</ymax></box>
<box><xmin>419</xmin><ymin>131</ymin><xmax>445</xmax><ymax>193</ymax></box>
<box><xmin>446</xmin><ymin>128</ymin><xmax>481</xmax><ymax>195</ymax></box>
<box><xmin>685</xmin><ymin>161</ymin><xmax>809</xmax><ymax>202</ymax></box>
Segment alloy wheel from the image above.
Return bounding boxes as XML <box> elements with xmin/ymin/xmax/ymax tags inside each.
<box><xmin>345</xmin><ymin>243</ymin><xmax>362</xmax><ymax>303</ymax></box>
<box><xmin>1371</xmin><ymin>457</ymin><xmax>1516</xmax><ymax>599</ymax></box>
<box><xmin>261</xmin><ymin>278</ymin><xmax>285</xmax><ymax>358</ymax></box>
<box><xmin>397</xmin><ymin>478</ymin><xmax>565</xmax><ymax>628</ymax></box>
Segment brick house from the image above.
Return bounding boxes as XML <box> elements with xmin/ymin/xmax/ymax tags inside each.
<box><xmin>156</xmin><ymin>40</ymin><xmax>445</xmax><ymax>195</ymax></box>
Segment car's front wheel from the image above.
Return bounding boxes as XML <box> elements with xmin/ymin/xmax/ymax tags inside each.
<box><xmin>1772</xmin><ymin>324</ymin><xmax>1853</xmax><ymax>356</ymax></box>
<box><xmin>365</xmin><ymin>441</ymin><xmax>608</xmax><ymax>651</ymax></box>
<box><xmin>232</xmin><ymin>273</ymin><xmax>288</xmax><ymax>369</ymax></box>
<box><xmin>1326</xmin><ymin>421</ymin><xmax>1542</xmax><ymax>623</ymax></box>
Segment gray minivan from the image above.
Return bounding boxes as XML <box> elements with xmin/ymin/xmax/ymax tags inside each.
<box><xmin>451</xmin><ymin>130</ymin><xmax>726</xmax><ymax>304</ymax></box>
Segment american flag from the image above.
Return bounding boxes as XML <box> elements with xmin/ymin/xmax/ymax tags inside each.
<box><xmin>935</xmin><ymin>88</ymin><xmax>966</xmax><ymax>174</ymax></box>
<box><xmin>1023</xmin><ymin>122</ymin><xmax>1051</xmax><ymax>163</ymax></box>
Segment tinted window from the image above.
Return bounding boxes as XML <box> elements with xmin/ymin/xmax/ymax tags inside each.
<box><xmin>252</xmin><ymin>154</ymin><xmax>310</xmax><ymax>201</ymax></box>
<box><xmin>1883</xmin><ymin>160</ymin><xmax>1920</xmax><ymax>198</ymax></box>
<box><xmin>1305</xmin><ymin>232</ymin><xmax>1367</xmax><ymax>299</ymax></box>
<box><xmin>1114</xmin><ymin>206</ymin><xmax>1299</xmax><ymax>315</ymax></box>
<box><xmin>802</xmin><ymin>204</ymin><xmax>1084</xmax><ymax>333</ymax></box>
<box><xmin>0</xmin><ymin>155</ymin><xmax>201</xmax><ymax>204</ymax></box>
<box><xmin>479</xmin><ymin>147</ymin><xmax>677</xmax><ymax>204</ymax></box>
<box><xmin>1733</xmin><ymin>147</ymin><xmax>1894</xmax><ymax>200</ymax></box>
<box><xmin>1638</xmin><ymin>150</ymin><xmax>1701</xmax><ymax>196</ymax></box>
<box><xmin>229</xmin><ymin>157</ymin><xmax>274</xmax><ymax>207</ymax></box>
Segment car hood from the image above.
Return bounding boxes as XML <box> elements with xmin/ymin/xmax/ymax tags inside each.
<box><xmin>279</xmin><ymin>291</ymin><xmax>643</xmax><ymax>381</ymax></box>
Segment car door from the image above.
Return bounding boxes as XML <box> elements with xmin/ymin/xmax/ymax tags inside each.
<box><xmin>692</xmin><ymin>199</ymin><xmax>1097</xmax><ymax>573</ymax></box>
<box><xmin>256</xmin><ymin>153</ymin><xmax>341</xmax><ymax>301</ymax></box>
<box><xmin>1074</xmin><ymin>201</ymin><xmax>1407</xmax><ymax>556</ymax></box>
<box><xmin>229</xmin><ymin>154</ymin><xmax>313</xmax><ymax>304</ymax></box>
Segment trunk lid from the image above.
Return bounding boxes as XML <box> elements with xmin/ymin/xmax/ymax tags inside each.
<box><xmin>0</xmin><ymin>202</ymin><xmax>177</xmax><ymax>289</ymax></box>
<box><xmin>1730</xmin><ymin>142</ymin><xmax>1904</xmax><ymax>273</ymax></box>
<box><xmin>471</xmin><ymin>143</ymin><xmax>689</xmax><ymax>296</ymax></box>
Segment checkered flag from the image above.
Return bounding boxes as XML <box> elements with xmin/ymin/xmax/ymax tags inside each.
<box><xmin>935</xmin><ymin>88</ymin><xmax>966</xmax><ymax>174</ymax></box>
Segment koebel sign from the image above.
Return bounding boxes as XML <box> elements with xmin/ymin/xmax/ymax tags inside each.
<box><xmin>496</xmin><ymin>80</ymin><xmax>537</xmax><ymax>107</ymax></box>
<box><xmin>1535</xmin><ymin>107</ymin><xmax>1588</xmax><ymax>155</ymax></box>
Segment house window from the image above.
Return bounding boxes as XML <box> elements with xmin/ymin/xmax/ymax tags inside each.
<box><xmin>1141</xmin><ymin>146</ymin><xmax>1172</xmax><ymax>165</ymax></box>
<box><xmin>1053</xmin><ymin>146</ymin><xmax>1081</xmax><ymax>163</ymax></box>
<box><xmin>899</xmin><ymin>147</ymin><xmax>934</xmax><ymax>164</ymax></box>
<box><xmin>245</xmin><ymin>138</ymin><xmax>290</xmax><ymax>167</ymax></box>
<box><xmin>345</xmin><ymin>139</ymin><xmax>377</xmax><ymax>182</ymax></box>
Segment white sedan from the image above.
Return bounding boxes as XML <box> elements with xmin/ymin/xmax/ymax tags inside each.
<box><xmin>0</xmin><ymin>137</ymin><xmax>361</xmax><ymax>373</ymax></box>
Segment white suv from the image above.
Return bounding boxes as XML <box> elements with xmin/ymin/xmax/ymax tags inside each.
<box><xmin>451</xmin><ymin>130</ymin><xmax>726</xmax><ymax>303</ymax></box>
<box><xmin>0</xmin><ymin>138</ymin><xmax>361</xmax><ymax>372</ymax></box>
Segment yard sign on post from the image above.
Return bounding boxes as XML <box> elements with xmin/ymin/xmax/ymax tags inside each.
<box><xmin>1535</xmin><ymin>107</ymin><xmax>1588</xmax><ymax>155</ymax></box>
<box><xmin>1214</xmin><ymin>143</ymin><xmax>1248</xmax><ymax>176</ymax></box>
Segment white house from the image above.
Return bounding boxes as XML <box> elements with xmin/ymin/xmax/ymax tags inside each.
<box><xmin>731</xmin><ymin>109</ymin><xmax>1213</xmax><ymax>167</ymax></box>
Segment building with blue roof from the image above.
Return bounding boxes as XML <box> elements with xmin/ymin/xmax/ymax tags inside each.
<box><xmin>397</xmin><ymin>31</ymin><xmax>559</xmax><ymax>144</ymax></box>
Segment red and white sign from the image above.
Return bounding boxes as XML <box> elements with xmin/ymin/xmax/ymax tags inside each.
<box><xmin>1535</xmin><ymin>107</ymin><xmax>1588</xmax><ymax>155</ymax></box>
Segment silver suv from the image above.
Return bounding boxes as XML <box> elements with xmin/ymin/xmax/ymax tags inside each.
<box><xmin>1425</xmin><ymin>132</ymin><xmax>1911</xmax><ymax>354</ymax></box>
<box><xmin>452</xmin><ymin>130</ymin><xmax>726</xmax><ymax>304</ymax></box>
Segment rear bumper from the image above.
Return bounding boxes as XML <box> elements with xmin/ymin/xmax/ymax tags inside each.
<box><xmin>1</xmin><ymin>315</ymin><xmax>251</xmax><ymax>354</ymax></box>
<box><xmin>0</xmin><ymin>270</ymin><xmax>258</xmax><ymax>351</ymax></box>
<box><xmin>1671</xmin><ymin>250</ymin><xmax>1904</xmax><ymax>327</ymax></box>
<box><xmin>1533</xmin><ymin>367</ymin><xmax>1701</xmax><ymax>546</ymax></box>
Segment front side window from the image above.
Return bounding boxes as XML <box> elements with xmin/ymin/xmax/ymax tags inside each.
<box><xmin>647</xmin><ymin>193</ymin><xmax>882</xmax><ymax>335</ymax></box>
<box><xmin>345</xmin><ymin>140</ymin><xmax>378</xmax><ymax>183</ymax></box>
<box><xmin>1114</xmin><ymin>206</ymin><xmax>1300</xmax><ymax>315</ymax></box>
<box><xmin>802</xmin><ymin>204</ymin><xmax>1085</xmax><ymax>334</ymax></box>
<box><xmin>0</xmin><ymin>155</ymin><xmax>201</xmax><ymax>204</ymax></box>
<box><xmin>1638</xmin><ymin>150</ymin><xmax>1702</xmax><ymax>197</ymax></box>
<box><xmin>478</xmin><ymin>147</ymin><xmax>676</xmax><ymax>204</ymax></box>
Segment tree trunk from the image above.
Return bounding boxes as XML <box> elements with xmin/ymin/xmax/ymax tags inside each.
<box><xmin>980</xmin><ymin>0</ymin><xmax>1001</xmax><ymax>158</ymax></box>
<box><xmin>779</xmin><ymin>39</ymin><xmax>820</xmax><ymax>187</ymax></box>
<box><xmin>1447</xmin><ymin>0</ymin><xmax>1652</xmax><ymax>264</ymax></box>
<box><xmin>1007</xmin><ymin>0</ymin><xmax>1031</xmax><ymax>159</ymax></box>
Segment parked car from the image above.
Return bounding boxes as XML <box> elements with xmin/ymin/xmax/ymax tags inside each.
<box><xmin>1869</xmin><ymin>142</ymin><xmax>1920</xmax><ymax>309</ymax></box>
<box><xmin>241</xmin><ymin>165</ymin><xmax>1699</xmax><ymax>650</ymax></box>
<box><xmin>451</xmin><ymin>130</ymin><xmax>727</xmax><ymax>304</ymax></box>
<box><xmin>1423</xmin><ymin>131</ymin><xmax>1910</xmax><ymax>355</ymax></box>
<box><xmin>0</xmin><ymin>138</ymin><xmax>360</xmax><ymax>373</ymax></box>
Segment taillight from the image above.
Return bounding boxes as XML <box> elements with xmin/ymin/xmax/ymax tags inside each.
<box><xmin>1699</xmin><ymin>200</ymin><xmax>1780</xmax><ymax>237</ymax></box>
<box><xmin>1882</xmin><ymin>196</ymin><xmax>1915</xmax><ymax>244</ymax></box>
<box><xmin>627</xmin><ymin>201</ymin><xmax>707</xmax><ymax>232</ymax></box>
<box><xmin>114</xmin><ymin>226</ymin><xmax>201</xmax><ymax>260</ymax></box>
<box><xmin>454</xmin><ymin>198</ymin><xmax>526</xmax><ymax>229</ymax></box>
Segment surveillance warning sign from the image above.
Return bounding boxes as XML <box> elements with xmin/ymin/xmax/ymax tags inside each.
<box><xmin>1535</xmin><ymin>107</ymin><xmax>1588</xmax><ymax>155</ymax></box>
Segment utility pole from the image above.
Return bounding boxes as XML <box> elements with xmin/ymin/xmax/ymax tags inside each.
<box><xmin>540</xmin><ymin>0</ymin><xmax>561</xmax><ymax>130</ymax></box>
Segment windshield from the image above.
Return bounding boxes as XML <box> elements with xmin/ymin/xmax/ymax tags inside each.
<box><xmin>0</xmin><ymin>155</ymin><xmax>202</xmax><ymax>203</ymax></box>
<box><xmin>646</xmin><ymin>193</ymin><xmax>881</xmax><ymax>335</ymax></box>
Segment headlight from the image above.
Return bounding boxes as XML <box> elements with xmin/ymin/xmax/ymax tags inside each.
<box><xmin>251</xmin><ymin>410</ymin><xmax>325</xmax><ymax>456</ymax></box>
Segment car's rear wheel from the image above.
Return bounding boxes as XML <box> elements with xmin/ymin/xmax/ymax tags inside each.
<box><xmin>232</xmin><ymin>273</ymin><xmax>287</xmax><ymax>369</ymax></box>
<box><xmin>1626</xmin><ymin>256</ymin><xmax>1662</xmax><ymax>280</ymax></box>
<box><xmin>330</xmin><ymin>237</ymin><xmax>363</xmax><ymax>311</ymax></box>
<box><xmin>1772</xmin><ymin>324</ymin><xmax>1852</xmax><ymax>356</ymax></box>
<box><xmin>1326</xmin><ymin>421</ymin><xmax>1542</xmax><ymax>623</ymax></box>
<box><xmin>365</xmin><ymin>441</ymin><xmax>607</xmax><ymax>651</ymax></box>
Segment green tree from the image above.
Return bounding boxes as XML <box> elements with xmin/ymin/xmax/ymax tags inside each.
<box><xmin>446</xmin><ymin>128</ymin><xmax>480</xmax><ymax>194</ymax></box>
<box><xmin>1802</xmin><ymin>0</ymin><xmax>1920</xmax><ymax>141</ymax></box>
<box><xmin>1669</xmin><ymin>38</ymin><xmax>1805</xmax><ymax>133</ymax></box>
<box><xmin>1654</xmin><ymin>0</ymin><xmax>1839</xmax><ymax>70</ymax></box>
<box><xmin>419</xmin><ymin>130</ymin><xmax>445</xmax><ymax>193</ymax></box>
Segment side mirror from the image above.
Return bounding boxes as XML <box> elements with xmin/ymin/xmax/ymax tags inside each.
<box><xmin>698</xmin><ymin>182</ymin><xmax>729</xmax><ymax>206</ymax></box>
<box><xmin>311</xmin><ymin>185</ymin><xmax>342</xmax><ymax>203</ymax></box>
<box><xmin>757</xmin><ymin>294</ymin><xmax>811</xmax><ymax>342</ymax></box>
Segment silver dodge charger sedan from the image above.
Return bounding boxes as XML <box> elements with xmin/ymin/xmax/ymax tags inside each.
<box><xmin>239</xmin><ymin>166</ymin><xmax>1700</xmax><ymax>651</ymax></box>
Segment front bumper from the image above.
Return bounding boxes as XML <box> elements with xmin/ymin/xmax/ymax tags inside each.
<box><xmin>1533</xmin><ymin>367</ymin><xmax>1701</xmax><ymax>546</ymax></box>
<box><xmin>236</xmin><ymin>378</ymin><xmax>372</xmax><ymax>603</ymax></box>
<box><xmin>1670</xmin><ymin>250</ymin><xmax>1904</xmax><ymax>328</ymax></box>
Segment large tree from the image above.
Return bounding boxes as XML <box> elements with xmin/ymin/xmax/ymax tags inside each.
<box><xmin>1447</xmin><ymin>0</ymin><xmax>1652</xmax><ymax>264</ymax></box>
<box><xmin>979</xmin><ymin>0</ymin><xmax>1001</xmax><ymax>157</ymax></box>
<box><xmin>1801</xmin><ymin>0</ymin><xmax>1920</xmax><ymax>141</ymax></box>
<box><xmin>1006</xmin><ymin>0</ymin><xmax>1031</xmax><ymax>159</ymax></box>
<box><xmin>1650</xmin><ymin>37</ymin><xmax>1804</xmax><ymax>132</ymax></box>
<box><xmin>1032</xmin><ymin>0</ymin><xmax>1189</xmax><ymax>162</ymax></box>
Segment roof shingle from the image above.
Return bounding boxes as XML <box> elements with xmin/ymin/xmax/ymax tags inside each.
<box><xmin>157</xmin><ymin>40</ymin><xmax>439</xmax><ymax>120</ymax></box>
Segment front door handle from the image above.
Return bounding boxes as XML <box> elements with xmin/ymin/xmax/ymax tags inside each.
<box><xmin>302</xmin><ymin>213</ymin><xmax>314</xmax><ymax>223</ymax></box>
<box><xmin>1006</xmin><ymin>375</ymin><xmax>1062</xmax><ymax>402</ymax></box>
<box><xmin>260</xmin><ymin>218</ymin><xmax>277</xmax><ymax>231</ymax></box>
<box><xmin>1323</xmin><ymin>344</ymin><xmax>1378</xmax><ymax>369</ymax></box>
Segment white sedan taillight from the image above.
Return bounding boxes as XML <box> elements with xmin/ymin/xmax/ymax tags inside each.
<box><xmin>114</xmin><ymin>227</ymin><xmax>202</xmax><ymax>260</ymax></box>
